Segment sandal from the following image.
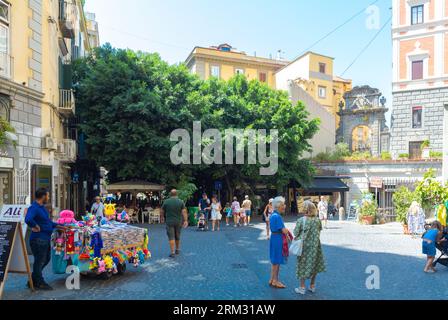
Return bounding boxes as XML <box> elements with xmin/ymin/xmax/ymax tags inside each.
<box><xmin>272</xmin><ymin>281</ymin><xmax>286</xmax><ymax>289</ymax></box>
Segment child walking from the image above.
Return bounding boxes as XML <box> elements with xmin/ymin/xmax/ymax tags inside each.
<box><xmin>422</xmin><ymin>221</ymin><xmax>445</xmax><ymax>273</ymax></box>
<box><xmin>224</xmin><ymin>203</ymin><xmax>232</xmax><ymax>226</ymax></box>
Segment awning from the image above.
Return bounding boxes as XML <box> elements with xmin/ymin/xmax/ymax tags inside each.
<box><xmin>305</xmin><ymin>177</ymin><xmax>350</xmax><ymax>193</ymax></box>
<box><xmin>106</xmin><ymin>180</ymin><xmax>165</xmax><ymax>192</ymax></box>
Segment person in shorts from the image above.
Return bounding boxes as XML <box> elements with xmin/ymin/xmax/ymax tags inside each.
<box><xmin>242</xmin><ymin>195</ymin><xmax>252</xmax><ymax>226</ymax></box>
<box><xmin>161</xmin><ymin>189</ymin><xmax>188</xmax><ymax>258</ymax></box>
<box><xmin>422</xmin><ymin>221</ymin><xmax>445</xmax><ymax>273</ymax></box>
<box><xmin>231</xmin><ymin>197</ymin><xmax>241</xmax><ymax>227</ymax></box>
<box><xmin>224</xmin><ymin>203</ymin><xmax>232</xmax><ymax>226</ymax></box>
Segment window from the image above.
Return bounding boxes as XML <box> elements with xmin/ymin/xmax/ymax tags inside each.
<box><xmin>0</xmin><ymin>0</ymin><xmax>9</xmax><ymax>24</ymax></box>
<box><xmin>210</xmin><ymin>65</ymin><xmax>220</xmax><ymax>78</ymax></box>
<box><xmin>0</xmin><ymin>0</ymin><xmax>9</xmax><ymax>78</ymax></box>
<box><xmin>411</xmin><ymin>5</ymin><xmax>424</xmax><ymax>25</ymax></box>
<box><xmin>235</xmin><ymin>68</ymin><xmax>244</xmax><ymax>75</ymax></box>
<box><xmin>0</xmin><ymin>94</ymin><xmax>10</xmax><ymax>121</ymax></box>
<box><xmin>319</xmin><ymin>63</ymin><xmax>326</xmax><ymax>74</ymax></box>
<box><xmin>259</xmin><ymin>72</ymin><xmax>267</xmax><ymax>83</ymax></box>
<box><xmin>409</xmin><ymin>141</ymin><xmax>423</xmax><ymax>160</ymax></box>
<box><xmin>412</xmin><ymin>60</ymin><xmax>423</xmax><ymax>80</ymax></box>
<box><xmin>412</xmin><ymin>106</ymin><xmax>423</xmax><ymax>129</ymax></box>
<box><xmin>318</xmin><ymin>86</ymin><xmax>327</xmax><ymax>99</ymax></box>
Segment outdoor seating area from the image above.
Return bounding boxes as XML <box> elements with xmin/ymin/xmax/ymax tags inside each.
<box><xmin>107</xmin><ymin>180</ymin><xmax>165</xmax><ymax>225</ymax></box>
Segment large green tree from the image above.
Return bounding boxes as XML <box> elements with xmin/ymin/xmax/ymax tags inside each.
<box><xmin>74</xmin><ymin>44</ymin><xmax>320</xmax><ymax>192</ymax></box>
<box><xmin>73</xmin><ymin>44</ymin><xmax>200</xmax><ymax>184</ymax></box>
<box><xmin>188</xmin><ymin>76</ymin><xmax>320</xmax><ymax>196</ymax></box>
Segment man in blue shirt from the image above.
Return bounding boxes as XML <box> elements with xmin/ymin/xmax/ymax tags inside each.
<box><xmin>25</xmin><ymin>188</ymin><xmax>57</xmax><ymax>290</ymax></box>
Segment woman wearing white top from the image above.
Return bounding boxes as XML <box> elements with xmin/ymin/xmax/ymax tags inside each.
<box><xmin>211</xmin><ymin>196</ymin><xmax>222</xmax><ymax>232</ymax></box>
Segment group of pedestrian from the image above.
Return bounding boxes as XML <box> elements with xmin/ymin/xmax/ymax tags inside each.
<box><xmin>197</xmin><ymin>193</ymin><xmax>253</xmax><ymax>231</ymax></box>
<box><xmin>268</xmin><ymin>196</ymin><xmax>326</xmax><ymax>295</ymax></box>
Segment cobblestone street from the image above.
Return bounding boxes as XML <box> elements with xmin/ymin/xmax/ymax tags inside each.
<box><xmin>3</xmin><ymin>218</ymin><xmax>447</xmax><ymax>300</ymax></box>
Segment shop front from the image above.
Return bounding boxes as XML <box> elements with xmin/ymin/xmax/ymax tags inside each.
<box><xmin>291</xmin><ymin>176</ymin><xmax>350</xmax><ymax>216</ymax></box>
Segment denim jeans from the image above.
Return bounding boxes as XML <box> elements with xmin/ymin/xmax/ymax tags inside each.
<box><xmin>30</xmin><ymin>238</ymin><xmax>51</xmax><ymax>286</ymax></box>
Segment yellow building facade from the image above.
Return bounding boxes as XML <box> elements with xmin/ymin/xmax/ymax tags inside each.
<box><xmin>0</xmin><ymin>0</ymin><xmax>95</xmax><ymax>212</ymax></box>
<box><xmin>185</xmin><ymin>44</ymin><xmax>288</xmax><ymax>88</ymax></box>
<box><xmin>276</xmin><ymin>51</ymin><xmax>352</xmax><ymax>127</ymax></box>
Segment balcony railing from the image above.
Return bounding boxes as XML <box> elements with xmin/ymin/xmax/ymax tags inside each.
<box><xmin>0</xmin><ymin>52</ymin><xmax>13</xmax><ymax>79</ymax></box>
<box><xmin>55</xmin><ymin>139</ymin><xmax>77</xmax><ymax>163</ymax></box>
<box><xmin>58</xmin><ymin>0</ymin><xmax>75</xmax><ymax>39</ymax></box>
<box><xmin>59</xmin><ymin>89</ymin><xmax>75</xmax><ymax>115</ymax></box>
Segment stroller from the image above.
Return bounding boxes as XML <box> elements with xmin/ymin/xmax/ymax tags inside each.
<box><xmin>425</xmin><ymin>224</ymin><xmax>448</xmax><ymax>268</ymax></box>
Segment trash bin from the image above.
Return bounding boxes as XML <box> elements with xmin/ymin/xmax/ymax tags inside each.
<box><xmin>188</xmin><ymin>207</ymin><xmax>199</xmax><ymax>226</ymax></box>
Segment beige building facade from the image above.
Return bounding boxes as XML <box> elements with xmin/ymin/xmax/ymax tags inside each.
<box><xmin>0</xmin><ymin>0</ymin><xmax>97</xmax><ymax>213</ymax></box>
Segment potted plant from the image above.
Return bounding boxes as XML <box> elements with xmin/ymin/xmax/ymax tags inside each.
<box><xmin>421</xmin><ymin>140</ymin><xmax>430</xmax><ymax>160</ymax></box>
<box><xmin>359</xmin><ymin>196</ymin><xmax>377</xmax><ymax>225</ymax></box>
<box><xmin>393</xmin><ymin>186</ymin><xmax>418</xmax><ymax>234</ymax></box>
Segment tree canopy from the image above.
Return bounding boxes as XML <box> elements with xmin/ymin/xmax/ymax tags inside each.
<box><xmin>73</xmin><ymin>44</ymin><xmax>320</xmax><ymax>194</ymax></box>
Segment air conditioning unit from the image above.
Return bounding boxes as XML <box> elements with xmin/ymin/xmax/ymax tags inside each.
<box><xmin>56</xmin><ymin>142</ymin><xmax>65</xmax><ymax>154</ymax></box>
<box><xmin>42</xmin><ymin>137</ymin><xmax>57</xmax><ymax>151</ymax></box>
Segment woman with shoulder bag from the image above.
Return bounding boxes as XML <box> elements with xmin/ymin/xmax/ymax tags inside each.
<box><xmin>293</xmin><ymin>200</ymin><xmax>326</xmax><ymax>295</ymax></box>
<box><xmin>268</xmin><ymin>196</ymin><xmax>290</xmax><ymax>289</ymax></box>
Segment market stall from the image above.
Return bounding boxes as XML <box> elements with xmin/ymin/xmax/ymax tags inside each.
<box><xmin>51</xmin><ymin>210</ymin><xmax>150</xmax><ymax>279</ymax></box>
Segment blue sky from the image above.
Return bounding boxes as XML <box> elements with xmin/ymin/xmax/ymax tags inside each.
<box><xmin>85</xmin><ymin>0</ymin><xmax>392</xmax><ymax>120</ymax></box>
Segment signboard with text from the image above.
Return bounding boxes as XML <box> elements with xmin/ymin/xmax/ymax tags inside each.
<box><xmin>370</xmin><ymin>177</ymin><xmax>383</xmax><ymax>189</ymax></box>
<box><xmin>0</xmin><ymin>221</ymin><xmax>33</xmax><ymax>299</ymax></box>
<box><xmin>0</xmin><ymin>205</ymin><xmax>29</xmax><ymax>237</ymax></box>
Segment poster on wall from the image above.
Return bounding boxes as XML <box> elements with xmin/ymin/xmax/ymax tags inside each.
<box><xmin>31</xmin><ymin>165</ymin><xmax>53</xmax><ymax>213</ymax></box>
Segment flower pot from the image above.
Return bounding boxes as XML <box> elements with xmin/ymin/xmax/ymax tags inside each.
<box><xmin>360</xmin><ymin>216</ymin><xmax>374</xmax><ymax>225</ymax></box>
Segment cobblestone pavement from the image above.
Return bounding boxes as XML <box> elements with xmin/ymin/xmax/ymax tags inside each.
<box><xmin>3</xmin><ymin>218</ymin><xmax>447</xmax><ymax>300</ymax></box>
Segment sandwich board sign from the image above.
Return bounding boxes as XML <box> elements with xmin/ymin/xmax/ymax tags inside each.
<box><xmin>0</xmin><ymin>205</ymin><xmax>29</xmax><ymax>236</ymax></box>
<box><xmin>0</xmin><ymin>205</ymin><xmax>33</xmax><ymax>299</ymax></box>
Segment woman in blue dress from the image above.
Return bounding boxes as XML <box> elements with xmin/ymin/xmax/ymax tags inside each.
<box><xmin>269</xmin><ymin>196</ymin><xmax>289</xmax><ymax>289</ymax></box>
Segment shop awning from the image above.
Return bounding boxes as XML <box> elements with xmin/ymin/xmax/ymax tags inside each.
<box><xmin>106</xmin><ymin>180</ymin><xmax>166</xmax><ymax>192</ymax></box>
<box><xmin>305</xmin><ymin>177</ymin><xmax>350</xmax><ymax>193</ymax></box>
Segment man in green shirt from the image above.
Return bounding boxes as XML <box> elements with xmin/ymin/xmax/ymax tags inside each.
<box><xmin>161</xmin><ymin>189</ymin><xmax>188</xmax><ymax>258</ymax></box>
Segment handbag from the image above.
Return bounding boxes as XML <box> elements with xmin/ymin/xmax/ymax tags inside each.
<box><xmin>289</xmin><ymin>217</ymin><xmax>307</xmax><ymax>256</ymax></box>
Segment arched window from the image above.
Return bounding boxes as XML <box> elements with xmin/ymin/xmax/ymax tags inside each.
<box><xmin>0</xmin><ymin>94</ymin><xmax>10</xmax><ymax>121</ymax></box>
<box><xmin>352</xmin><ymin>125</ymin><xmax>371</xmax><ymax>152</ymax></box>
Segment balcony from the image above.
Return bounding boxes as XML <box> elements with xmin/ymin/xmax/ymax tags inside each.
<box><xmin>59</xmin><ymin>89</ymin><xmax>75</xmax><ymax>116</ymax></box>
<box><xmin>55</xmin><ymin>139</ymin><xmax>77</xmax><ymax>163</ymax></box>
<box><xmin>0</xmin><ymin>52</ymin><xmax>13</xmax><ymax>79</ymax></box>
<box><xmin>58</xmin><ymin>0</ymin><xmax>75</xmax><ymax>39</ymax></box>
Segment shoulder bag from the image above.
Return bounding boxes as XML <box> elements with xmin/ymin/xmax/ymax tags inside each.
<box><xmin>289</xmin><ymin>217</ymin><xmax>308</xmax><ymax>256</ymax></box>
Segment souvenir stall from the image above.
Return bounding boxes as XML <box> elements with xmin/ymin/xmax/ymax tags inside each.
<box><xmin>51</xmin><ymin>209</ymin><xmax>151</xmax><ymax>279</ymax></box>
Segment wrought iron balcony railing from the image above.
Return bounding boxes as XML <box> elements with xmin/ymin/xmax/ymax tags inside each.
<box><xmin>59</xmin><ymin>89</ymin><xmax>75</xmax><ymax>115</ymax></box>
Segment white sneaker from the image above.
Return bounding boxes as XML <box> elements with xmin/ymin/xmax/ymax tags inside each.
<box><xmin>226</xmin><ymin>224</ymin><xmax>230</xmax><ymax>226</ymax></box>
<box><xmin>294</xmin><ymin>287</ymin><xmax>306</xmax><ymax>295</ymax></box>
<box><xmin>308</xmin><ymin>287</ymin><xmax>316</xmax><ymax>293</ymax></box>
